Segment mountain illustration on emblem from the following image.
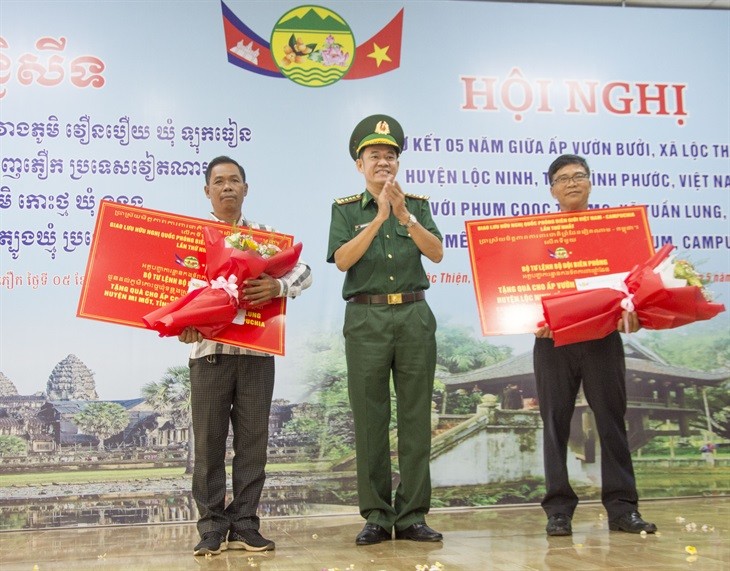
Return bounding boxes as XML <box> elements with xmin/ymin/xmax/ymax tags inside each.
<box><xmin>271</xmin><ymin>6</ymin><xmax>355</xmax><ymax>87</ymax></box>
<box><xmin>276</xmin><ymin>8</ymin><xmax>350</xmax><ymax>32</ymax></box>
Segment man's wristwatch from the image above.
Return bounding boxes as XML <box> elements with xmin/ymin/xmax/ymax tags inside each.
<box><xmin>399</xmin><ymin>213</ymin><xmax>417</xmax><ymax>228</ymax></box>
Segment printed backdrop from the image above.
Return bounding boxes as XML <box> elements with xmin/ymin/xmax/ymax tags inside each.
<box><xmin>1</xmin><ymin>0</ymin><xmax>728</xmax><ymax>520</ymax></box>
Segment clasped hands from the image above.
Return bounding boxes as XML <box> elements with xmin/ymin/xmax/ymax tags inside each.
<box><xmin>375</xmin><ymin>176</ymin><xmax>410</xmax><ymax>224</ymax></box>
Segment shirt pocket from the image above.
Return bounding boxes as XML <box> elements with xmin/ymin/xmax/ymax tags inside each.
<box><xmin>354</xmin><ymin>223</ymin><xmax>381</xmax><ymax>261</ymax></box>
<box><xmin>394</xmin><ymin>223</ymin><xmax>420</xmax><ymax>255</ymax></box>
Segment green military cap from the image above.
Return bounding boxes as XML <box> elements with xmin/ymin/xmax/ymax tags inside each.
<box><xmin>349</xmin><ymin>114</ymin><xmax>404</xmax><ymax>160</ymax></box>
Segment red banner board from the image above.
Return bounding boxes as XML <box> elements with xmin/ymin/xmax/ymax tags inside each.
<box><xmin>77</xmin><ymin>201</ymin><xmax>293</xmax><ymax>355</ymax></box>
<box><xmin>465</xmin><ymin>206</ymin><xmax>655</xmax><ymax>336</ymax></box>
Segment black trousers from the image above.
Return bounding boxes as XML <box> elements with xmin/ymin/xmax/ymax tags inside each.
<box><xmin>190</xmin><ymin>354</ymin><xmax>275</xmax><ymax>536</ymax></box>
<box><xmin>534</xmin><ymin>331</ymin><xmax>639</xmax><ymax>520</ymax></box>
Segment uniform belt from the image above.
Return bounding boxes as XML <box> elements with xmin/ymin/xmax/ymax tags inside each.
<box><xmin>347</xmin><ymin>291</ymin><xmax>425</xmax><ymax>305</ymax></box>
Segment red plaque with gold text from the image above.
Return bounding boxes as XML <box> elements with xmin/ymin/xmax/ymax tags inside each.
<box><xmin>77</xmin><ymin>201</ymin><xmax>294</xmax><ymax>355</ymax></box>
<box><xmin>465</xmin><ymin>206</ymin><xmax>655</xmax><ymax>336</ymax></box>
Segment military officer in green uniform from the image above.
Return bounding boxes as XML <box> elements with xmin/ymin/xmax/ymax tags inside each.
<box><xmin>327</xmin><ymin>114</ymin><xmax>444</xmax><ymax>545</ymax></box>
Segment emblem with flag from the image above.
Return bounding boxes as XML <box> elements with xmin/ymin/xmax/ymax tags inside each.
<box><xmin>221</xmin><ymin>2</ymin><xmax>403</xmax><ymax>85</ymax></box>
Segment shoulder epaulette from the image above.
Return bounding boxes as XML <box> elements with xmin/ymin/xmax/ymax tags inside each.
<box><xmin>334</xmin><ymin>193</ymin><xmax>362</xmax><ymax>205</ymax></box>
<box><xmin>405</xmin><ymin>192</ymin><xmax>429</xmax><ymax>200</ymax></box>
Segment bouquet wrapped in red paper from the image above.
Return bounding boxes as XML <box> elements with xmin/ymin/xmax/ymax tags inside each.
<box><xmin>541</xmin><ymin>244</ymin><xmax>726</xmax><ymax>347</ymax></box>
<box><xmin>142</xmin><ymin>226</ymin><xmax>302</xmax><ymax>338</ymax></box>
<box><xmin>223</xmin><ymin>228</ymin><xmax>303</xmax><ymax>285</ymax></box>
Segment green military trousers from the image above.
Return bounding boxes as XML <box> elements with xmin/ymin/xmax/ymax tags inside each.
<box><xmin>343</xmin><ymin>299</ymin><xmax>437</xmax><ymax>531</ymax></box>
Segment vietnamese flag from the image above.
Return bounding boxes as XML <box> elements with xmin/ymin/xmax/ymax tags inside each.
<box><xmin>345</xmin><ymin>9</ymin><xmax>403</xmax><ymax>80</ymax></box>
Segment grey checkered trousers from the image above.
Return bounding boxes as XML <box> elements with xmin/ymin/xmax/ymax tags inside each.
<box><xmin>190</xmin><ymin>352</ymin><xmax>275</xmax><ymax>536</ymax></box>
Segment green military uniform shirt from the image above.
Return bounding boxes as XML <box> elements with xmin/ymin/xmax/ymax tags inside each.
<box><xmin>326</xmin><ymin>190</ymin><xmax>442</xmax><ymax>299</ymax></box>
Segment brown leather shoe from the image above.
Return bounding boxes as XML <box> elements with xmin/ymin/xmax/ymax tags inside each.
<box><xmin>609</xmin><ymin>511</ymin><xmax>657</xmax><ymax>534</ymax></box>
<box><xmin>395</xmin><ymin>523</ymin><xmax>443</xmax><ymax>542</ymax></box>
<box><xmin>355</xmin><ymin>523</ymin><xmax>391</xmax><ymax>545</ymax></box>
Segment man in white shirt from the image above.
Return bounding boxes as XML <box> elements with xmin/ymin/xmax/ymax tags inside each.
<box><xmin>180</xmin><ymin>155</ymin><xmax>312</xmax><ymax>556</ymax></box>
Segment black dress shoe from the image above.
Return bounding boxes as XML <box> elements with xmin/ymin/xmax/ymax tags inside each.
<box><xmin>395</xmin><ymin>523</ymin><xmax>443</xmax><ymax>542</ymax></box>
<box><xmin>355</xmin><ymin>523</ymin><xmax>391</xmax><ymax>545</ymax></box>
<box><xmin>609</xmin><ymin>511</ymin><xmax>657</xmax><ymax>534</ymax></box>
<box><xmin>546</xmin><ymin>513</ymin><xmax>572</xmax><ymax>536</ymax></box>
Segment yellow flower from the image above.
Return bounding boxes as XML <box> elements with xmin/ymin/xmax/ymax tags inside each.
<box><xmin>674</xmin><ymin>259</ymin><xmax>712</xmax><ymax>300</ymax></box>
<box><xmin>685</xmin><ymin>545</ymin><xmax>697</xmax><ymax>555</ymax></box>
<box><xmin>226</xmin><ymin>226</ymin><xmax>282</xmax><ymax>259</ymax></box>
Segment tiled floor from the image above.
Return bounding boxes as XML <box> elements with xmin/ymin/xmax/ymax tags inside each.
<box><xmin>0</xmin><ymin>497</ymin><xmax>727</xmax><ymax>570</ymax></box>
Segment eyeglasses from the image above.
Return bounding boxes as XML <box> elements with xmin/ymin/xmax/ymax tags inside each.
<box><xmin>551</xmin><ymin>173</ymin><xmax>590</xmax><ymax>186</ymax></box>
